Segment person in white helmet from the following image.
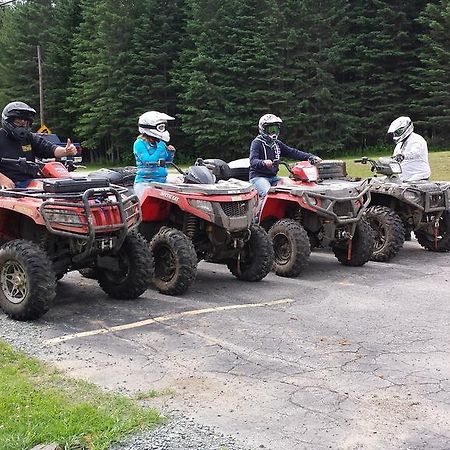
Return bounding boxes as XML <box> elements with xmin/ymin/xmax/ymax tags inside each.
<box><xmin>249</xmin><ymin>113</ymin><xmax>321</xmax><ymax>198</ymax></box>
<box><xmin>133</xmin><ymin>110</ymin><xmax>176</xmax><ymax>198</ymax></box>
<box><xmin>388</xmin><ymin>116</ymin><xmax>431</xmax><ymax>182</ymax></box>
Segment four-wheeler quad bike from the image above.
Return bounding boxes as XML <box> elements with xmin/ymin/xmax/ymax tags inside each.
<box><xmin>227</xmin><ymin>157</ymin><xmax>374</xmax><ymax>277</ymax></box>
<box><xmin>354</xmin><ymin>157</ymin><xmax>450</xmax><ymax>261</ymax></box>
<box><xmin>110</xmin><ymin>159</ymin><xmax>274</xmax><ymax>296</ymax></box>
<box><xmin>0</xmin><ymin>157</ymin><xmax>154</xmax><ymax>321</ymax></box>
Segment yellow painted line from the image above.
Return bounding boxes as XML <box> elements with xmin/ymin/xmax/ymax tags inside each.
<box><xmin>44</xmin><ymin>298</ymin><xmax>293</xmax><ymax>345</ymax></box>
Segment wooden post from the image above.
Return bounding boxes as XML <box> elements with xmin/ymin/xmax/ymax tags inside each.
<box><xmin>37</xmin><ymin>45</ymin><xmax>44</xmax><ymax>127</ymax></box>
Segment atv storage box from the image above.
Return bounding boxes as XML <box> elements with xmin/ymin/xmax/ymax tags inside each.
<box><xmin>228</xmin><ymin>158</ymin><xmax>250</xmax><ymax>181</ymax></box>
<box><xmin>317</xmin><ymin>160</ymin><xmax>347</xmax><ymax>180</ymax></box>
<box><xmin>43</xmin><ymin>177</ymin><xmax>110</xmax><ymax>193</ymax></box>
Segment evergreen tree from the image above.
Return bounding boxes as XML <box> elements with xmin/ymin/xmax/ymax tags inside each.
<box><xmin>123</xmin><ymin>0</ymin><xmax>187</xmax><ymax>162</ymax></box>
<box><xmin>0</xmin><ymin>0</ymin><xmax>54</xmax><ymax>123</ymax></box>
<box><xmin>173</xmin><ymin>0</ymin><xmax>282</xmax><ymax>161</ymax></box>
<box><xmin>414</xmin><ymin>0</ymin><xmax>450</xmax><ymax>144</ymax></box>
<box><xmin>338</xmin><ymin>0</ymin><xmax>428</xmax><ymax>149</ymax></box>
<box><xmin>45</xmin><ymin>0</ymin><xmax>82</xmax><ymax>139</ymax></box>
<box><xmin>276</xmin><ymin>0</ymin><xmax>350</xmax><ymax>155</ymax></box>
<box><xmin>68</xmin><ymin>0</ymin><xmax>137</xmax><ymax>161</ymax></box>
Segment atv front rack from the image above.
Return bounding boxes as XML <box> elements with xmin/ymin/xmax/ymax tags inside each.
<box><xmin>40</xmin><ymin>187</ymin><xmax>140</xmax><ymax>260</ymax></box>
<box><xmin>301</xmin><ymin>185</ymin><xmax>371</xmax><ymax>225</ymax></box>
<box><xmin>0</xmin><ymin>186</ymin><xmax>141</xmax><ymax>262</ymax></box>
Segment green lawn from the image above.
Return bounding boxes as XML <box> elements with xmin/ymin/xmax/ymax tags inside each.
<box><xmin>0</xmin><ymin>341</ymin><xmax>162</xmax><ymax>450</ymax></box>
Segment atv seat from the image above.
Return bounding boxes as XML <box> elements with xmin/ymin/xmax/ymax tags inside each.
<box><xmin>149</xmin><ymin>178</ymin><xmax>255</xmax><ymax>196</ymax></box>
<box><xmin>89</xmin><ymin>167</ymin><xmax>136</xmax><ymax>186</ymax></box>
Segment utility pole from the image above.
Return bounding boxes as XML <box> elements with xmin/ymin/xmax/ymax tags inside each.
<box><xmin>37</xmin><ymin>45</ymin><xmax>45</xmax><ymax>127</ymax></box>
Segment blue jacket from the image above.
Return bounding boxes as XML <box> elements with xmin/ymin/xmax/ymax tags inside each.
<box><xmin>249</xmin><ymin>134</ymin><xmax>315</xmax><ymax>179</ymax></box>
<box><xmin>133</xmin><ymin>137</ymin><xmax>174</xmax><ymax>184</ymax></box>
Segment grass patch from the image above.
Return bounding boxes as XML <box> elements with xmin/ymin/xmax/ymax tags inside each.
<box><xmin>134</xmin><ymin>388</ymin><xmax>175</xmax><ymax>401</ymax></box>
<box><xmin>0</xmin><ymin>341</ymin><xmax>162</xmax><ymax>450</ymax></box>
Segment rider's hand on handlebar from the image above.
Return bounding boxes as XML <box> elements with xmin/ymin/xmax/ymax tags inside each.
<box><xmin>308</xmin><ymin>155</ymin><xmax>322</xmax><ymax>164</ymax></box>
<box><xmin>263</xmin><ymin>159</ymin><xmax>274</xmax><ymax>168</ymax></box>
<box><xmin>393</xmin><ymin>154</ymin><xmax>404</xmax><ymax>163</ymax></box>
<box><xmin>0</xmin><ymin>173</ymin><xmax>15</xmax><ymax>189</ymax></box>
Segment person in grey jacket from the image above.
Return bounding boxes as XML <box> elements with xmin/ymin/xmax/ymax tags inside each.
<box><xmin>249</xmin><ymin>113</ymin><xmax>320</xmax><ymax>198</ymax></box>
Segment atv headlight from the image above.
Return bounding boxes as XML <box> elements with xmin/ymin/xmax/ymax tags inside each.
<box><xmin>403</xmin><ymin>189</ymin><xmax>421</xmax><ymax>204</ymax></box>
<box><xmin>45</xmin><ymin>208</ymin><xmax>83</xmax><ymax>225</ymax></box>
<box><xmin>188</xmin><ymin>199</ymin><xmax>214</xmax><ymax>214</ymax></box>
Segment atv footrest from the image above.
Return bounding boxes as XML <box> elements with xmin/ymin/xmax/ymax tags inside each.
<box><xmin>43</xmin><ymin>178</ymin><xmax>110</xmax><ymax>193</ymax></box>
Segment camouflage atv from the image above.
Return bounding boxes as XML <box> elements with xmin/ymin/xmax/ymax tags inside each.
<box><xmin>355</xmin><ymin>157</ymin><xmax>450</xmax><ymax>261</ymax></box>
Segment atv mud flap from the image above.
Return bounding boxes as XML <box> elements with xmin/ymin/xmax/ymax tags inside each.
<box><xmin>302</xmin><ymin>185</ymin><xmax>371</xmax><ymax>225</ymax></box>
<box><xmin>39</xmin><ymin>187</ymin><xmax>141</xmax><ymax>262</ymax></box>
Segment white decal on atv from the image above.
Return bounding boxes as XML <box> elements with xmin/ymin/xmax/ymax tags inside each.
<box><xmin>231</xmin><ymin>195</ymin><xmax>243</xmax><ymax>201</ymax></box>
<box><xmin>159</xmin><ymin>191</ymin><xmax>179</xmax><ymax>202</ymax></box>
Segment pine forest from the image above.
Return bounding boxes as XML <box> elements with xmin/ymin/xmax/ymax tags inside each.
<box><xmin>0</xmin><ymin>0</ymin><xmax>448</xmax><ymax>163</ymax></box>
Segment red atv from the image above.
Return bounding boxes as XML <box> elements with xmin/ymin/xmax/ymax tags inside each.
<box><xmin>0</xmin><ymin>157</ymin><xmax>153</xmax><ymax>321</ymax></box>
<box><xmin>258</xmin><ymin>160</ymin><xmax>374</xmax><ymax>276</ymax></box>
<box><xmin>129</xmin><ymin>159</ymin><xmax>274</xmax><ymax>295</ymax></box>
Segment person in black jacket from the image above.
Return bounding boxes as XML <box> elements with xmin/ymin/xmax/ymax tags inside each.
<box><xmin>0</xmin><ymin>101</ymin><xmax>78</xmax><ymax>188</ymax></box>
<box><xmin>249</xmin><ymin>113</ymin><xmax>321</xmax><ymax>198</ymax></box>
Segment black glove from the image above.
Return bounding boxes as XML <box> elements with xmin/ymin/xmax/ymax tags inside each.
<box><xmin>393</xmin><ymin>154</ymin><xmax>404</xmax><ymax>163</ymax></box>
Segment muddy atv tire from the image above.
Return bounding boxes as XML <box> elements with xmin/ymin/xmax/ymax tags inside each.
<box><xmin>415</xmin><ymin>211</ymin><xmax>450</xmax><ymax>252</ymax></box>
<box><xmin>364</xmin><ymin>205</ymin><xmax>405</xmax><ymax>262</ymax></box>
<box><xmin>150</xmin><ymin>227</ymin><xmax>197</xmax><ymax>295</ymax></box>
<box><xmin>332</xmin><ymin>219</ymin><xmax>374</xmax><ymax>266</ymax></box>
<box><xmin>227</xmin><ymin>225</ymin><xmax>274</xmax><ymax>281</ymax></box>
<box><xmin>97</xmin><ymin>232</ymin><xmax>153</xmax><ymax>299</ymax></box>
<box><xmin>268</xmin><ymin>219</ymin><xmax>311</xmax><ymax>277</ymax></box>
<box><xmin>0</xmin><ymin>240</ymin><xmax>56</xmax><ymax>321</ymax></box>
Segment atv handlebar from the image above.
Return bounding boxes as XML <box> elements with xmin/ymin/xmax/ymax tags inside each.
<box><xmin>0</xmin><ymin>156</ymin><xmax>83</xmax><ymax>173</ymax></box>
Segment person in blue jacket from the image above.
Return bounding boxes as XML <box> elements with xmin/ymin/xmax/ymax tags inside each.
<box><xmin>133</xmin><ymin>110</ymin><xmax>176</xmax><ymax>198</ymax></box>
<box><xmin>249</xmin><ymin>113</ymin><xmax>321</xmax><ymax>198</ymax></box>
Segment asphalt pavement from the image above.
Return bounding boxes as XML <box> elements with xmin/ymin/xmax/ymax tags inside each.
<box><xmin>1</xmin><ymin>240</ymin><xmax>449</xmax><ymax>450</ymax></box>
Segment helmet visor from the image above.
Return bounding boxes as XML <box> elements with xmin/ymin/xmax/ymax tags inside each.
<box><xmin>139</xmin><ymin>122</ymin><xmax>167</xmax><ymax>132</ymax></box>
<box><xmin>265</xmin><ymin>124</ymin><xmax>281</xmax><ymax>135</ymax></box>
<box><xmin>393</xmin><ymin>127</ymin><xmax>406</xmax><ymax>138</ymax></box>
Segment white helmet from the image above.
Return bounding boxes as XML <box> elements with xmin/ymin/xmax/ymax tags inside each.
<box><xmin>258</xmin><ymin>113</ymin><xmax>283</xmax><ymax>140</ymax></box>
<box><xmin>138</xmin><ymin>110</ymin><xmax>175</xmax><ymax>142</ymax></box>
<box><xmin>388</xmin><ymin>116</ymin><xmax>413</xmax><ymax>144</ymax></box>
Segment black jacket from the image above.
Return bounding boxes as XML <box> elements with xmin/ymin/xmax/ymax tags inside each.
<box><xmin>249</xmin><ymin>134</ymin><xmax>315</xmax><ymax>179</ymax></box>
<box><xmin>0</xmin><ymin>129</ymin><xmax>56</xmax><ymax>182</ymax></box>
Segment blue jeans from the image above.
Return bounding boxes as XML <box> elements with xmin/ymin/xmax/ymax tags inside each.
<box><xmin>250</xmin><ymin>176</ymin><xmax>280</xmax><ymax>198</ymax></box>
<box><xmin>250</xmin><ymin>176</ymin><xmax>280</xmax><ymax>223</ymax></box>
<box><xmin>15</xmin><ymin>179</ymin><xmax>32</xmax><ymax>188</ymax></box>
